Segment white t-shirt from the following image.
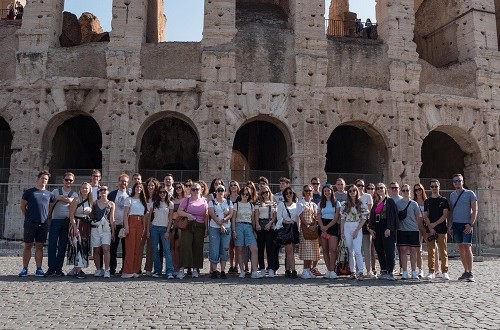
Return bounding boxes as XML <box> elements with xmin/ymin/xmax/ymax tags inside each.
<box><xmin>234</xmin><ymin>202</ymin><xmax>253</xmax><ymax>224</ymax></box>
<box><xmin>126</xmin><ymin>197</ymin><xmax>146</xmax><ymax>216</ymax></box>
<box><xmin>360</xmin><ymin>193</ymin><xmax>373</xmax><ymax>211</ymax></box>
<box><xmin>275</xmin><ymin>202</ymin><xmax>298</xmax><ymax>230</ymax></box>
<box><xmin>208</xmin><ymin>198</ymin><xmax>233</xmax><ymax>229</ymax></box>
<box><xmin>152</xmin><ymin>201</ymin><xmax>174</xmax><ymax>227</ymax></box>
<box><xmin>114</xmin><ymin>190</ymin><xmax>129</xmax><ymax>225</ymax></box>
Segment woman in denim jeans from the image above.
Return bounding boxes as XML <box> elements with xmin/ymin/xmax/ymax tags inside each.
<box><xmin>150</xmin><ymin>186</ymin><xmax>174</xmax><ymax>278</ymax></box>
<box><xmin>208</xmin><ymin>185</ymin><xmax>233</xmax><ymax>279</ymax></box>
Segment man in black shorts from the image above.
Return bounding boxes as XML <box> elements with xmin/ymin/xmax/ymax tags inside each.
<box><xmin>19</xmin><ymin>170</ymin><xmax>54</xmax><ymax>277</ymax></box>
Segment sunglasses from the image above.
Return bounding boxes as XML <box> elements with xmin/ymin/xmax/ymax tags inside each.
<box><xmin>401</xmin><ymin>189</ymin><xmax>409</xmax><ymax>192</ymax></box>
<box><xmin>304</xmin><ymin>190</ymin><xmax>312</xmax><ymax>193</ymax></box>
<box><xmin>348</xmin><ymin>190</ymin><xmax>357</xmax><ymax>193</ymax></box>
<box><xmin>356</xmin><ymin>184</ymin><xmax>364</xmax><ymax>188</ymax></box>
<box><xmin>191</xmin><ymin>188</ymin><xmax>200</xmax><ymax>191</ymax></box>
<box><xmin>175</xmin><ymin>186</ymin><xmax>183</xmax><ymax>190</ymax></box>
<box><xmin>376</xmin><ymin>187</ymin><xmax>385</xmax><ymax>190</ymax></box>
<box><xmin>414</xmin><ymin>187</ymin><xmax>422</xmax><ymax>191</ymax></box>
<box><xmin>99</xmin><ymin>188</ymin><xmax>108</xmax><ymax>192</ymax></box>
<box><xmin>159</xmin><ymin>191</ymin><xmax>167</xmax><ymax>194</ymax></box>
<box><xmin>453</xmin><ymin>179</ymin><xmax>462</xmax><ymax>184</ymax></box>
<box><xmin>366</xmin><ymin>187</ymin><xmax>375</xmax><ymax>190</ymax></box>
<box><xmin>64</xmin><ymin>178</ymin><xmax>74</xmax><ymax>182</ymax></box>
<box><xmin>285</xmin><ymin>192</ymin><xmax>294</xmax><ymax>195</ymax></box>
<box><xmin>216</xmin><ymin>189</ymin><xmax>224</xmax><ymax>192</ymax></box>
<box><xmin>430</xmin><ymin>185</ymin><xmax>439</xmax><ymax>188</ymax></box>
<box><xmin>185</xmin><ymin>184</ymin><xmax>192</xmax><ymax>187</ymax></box>
<box><xmin>390</xmin><ymin>187</ymin><xmax>399</xmax><ymax>190</ymax></box>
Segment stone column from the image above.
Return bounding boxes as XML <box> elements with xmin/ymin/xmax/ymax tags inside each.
<box><xmin>16</xmin><ymin>0</ymin><xmax>64</xmax><ymax>81</ymax></box>
<box><xmin>146</xmin><ymin>0</ymin><xmax>166</xmax><ymax>43</ymax></box>
<box><xmin>107</xmin><ymin>0</ymin><xmax>148</xmax><ymax>79</ymax></box>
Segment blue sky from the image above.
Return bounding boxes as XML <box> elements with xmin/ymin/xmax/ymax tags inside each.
<box><xmin>64</xmin><ymin>1</ymin><xmax>376</xmax><ymax>41</ymax></box>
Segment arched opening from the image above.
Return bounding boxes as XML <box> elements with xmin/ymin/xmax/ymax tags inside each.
<box><xmin>0</xmin><ymin>117</ymin><xmax>12</xmax><ymax>239</ymax></box>
<box><xmin>326</xmin><ymin>0</ymin><xmax>377</xmax><ymax>39</ymax></box>
<box><xmin>47</xmin><ymin>115</ymin><xmax>102</xmax><ymax>182</ymax></box>
<box><xmin>232</xmin><ymin>120</ymin><xmax>290</xmax><ymax>183</ymax></box>
<box><xmin>419</xmin><ymin>131</ymin><xmax>466</xmax><ymax>190</ymax></box>
<box><xmin>139</xmin><ymin>117</ymin><xmax>199</xmax><ymax>182</ymax></box>
<box><xmin>414</xmin><ymin>0</ymin><xmax>459</xmax><ymax>67</ymax></box>
<box><xmin>325</xmin><ymin>124</ymin><xmax>386</xmax><ymax>184</ymax></box>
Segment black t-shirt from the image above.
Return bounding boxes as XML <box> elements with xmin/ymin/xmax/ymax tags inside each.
<box><xmin>424</xmin><ymin>196</ymin><xmax>449</xmax><ymax>234</ymax></box>
<box><xmin>22</xmin><ymin>187</ymin><xmax>53</xmax><ymax>224</ymax></box>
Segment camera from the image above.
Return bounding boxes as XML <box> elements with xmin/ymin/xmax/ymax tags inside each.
<box><xmin>427</xmin><ymin>234</ymin><xmax>438</xmax><ymax>241</ymax></box>
<box><xmin>375</xmin><ymin>214</ymin><xmax>381</xmax><ymax>223</ymax></box>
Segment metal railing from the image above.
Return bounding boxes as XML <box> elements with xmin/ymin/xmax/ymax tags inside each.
<box><xmin>325</xmin><ymin>19</ymin><xmax>377</xmax><ymax>39</ymax></box>
<box><xmin>231</xmin><ymin>170</ymin><xmax>289</xmax><ymax>185</ymax></box>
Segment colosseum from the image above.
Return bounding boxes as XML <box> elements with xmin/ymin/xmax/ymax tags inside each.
<box><xmin>0</xmin><ymin>0</ymin><xmax>499</xmax><ymax>245</ymax></box>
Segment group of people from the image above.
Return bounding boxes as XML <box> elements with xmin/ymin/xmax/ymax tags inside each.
<box><xmin>19</xmin><ymin>170</ymin><xmax>478</xmax><ymax>283</ymax></box>
<box><xmin>5</xmin><ymin>1</ymin><xmax>23</xmax><ymax>20</ymax></box>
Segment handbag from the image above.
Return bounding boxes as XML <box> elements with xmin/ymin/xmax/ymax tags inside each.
<box><xmin>335</xmin><ymin>239</ymin><xmax>351</xmax><ymax>276</ymax></box>
<box><xmin>274</xmin><ymin>223</ymin><xmax>299</xmax><ymax>245</ymax></box>
<box><xmin>301</xmin><ymin>223</ymin><xmax>319</xmax><ymax>240</ymax></box>
<box><xmin>398</xmin><ymin>201</ymin><xmax>411</xmax><ymax>221</ymax></box>
<box><xmin>173</xmin><ymin>198</ymin><xmax>190</xmax><ymax>230</ymax></box>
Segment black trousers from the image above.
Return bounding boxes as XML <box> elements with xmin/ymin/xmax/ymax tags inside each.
<box><xmin>256</xmin><ymin>220</ymin><xmax>277</xmax><ymax>271</ymax></box>
<box><xmin>373</xmin><ymin>220</ymin><xmax>396</xmax><ymax>273</ymax></box>
<box><xmin>110</xmin><ymin>224</ymin><xmax>126</xmax><ymax>274</ymax></box>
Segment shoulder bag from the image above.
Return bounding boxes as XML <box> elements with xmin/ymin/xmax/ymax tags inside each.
<box><xmin>173</xmin><ymin>198</ymin><xmax>189</xmax><ymax>230</ymax></box>
<box><xmin>397</xmin><ymin>201</ymin><xmax>412</xmax><ymax>221</ymax></box>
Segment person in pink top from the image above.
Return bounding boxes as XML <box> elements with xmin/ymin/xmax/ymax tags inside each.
<box><xmin>176</xmin><ymin>182</ymin><xmax>208</xmax><ymax>279</ymax></box>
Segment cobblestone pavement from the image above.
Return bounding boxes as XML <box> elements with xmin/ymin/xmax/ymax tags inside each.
<box><xmin>0</xmin><ymin>255</ymin><xmax>498</xmax><ymax>329</ymax></box>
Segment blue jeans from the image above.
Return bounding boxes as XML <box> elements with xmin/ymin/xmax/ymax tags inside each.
<box><xmin>209</xmin><ymin>226</ymin><xmax>231</xmax><ymax>264</ymax></box>
<box><xmin>150</xmin><ymin>225</ymin><xmax>173</xmax><ymax>275</ymax></box>
<box><xmin>48</xmin><ymin>218</ymin><xmax>69</xmax><ymax>272</ymax></box>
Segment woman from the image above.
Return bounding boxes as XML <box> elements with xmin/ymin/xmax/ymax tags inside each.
<box><xmin>246</xmin><ymin>181</ymin><xmax>259</xmax><ymax>204</ymax></box>
<box><xmin>208</xmin><ymin>185</ymin><xmax>233</xmax><ymax>279</ymax></box>
<box><xmin>90</xmin><ymin>186</ymin><xmax>115</xmax><ymax>278</ymax></box>
<box><xmin>275</xmin><ymin>187</ymin><xmax>299</xmax><ymax>279</ymax></box>
<box><xmin>208</xmin><ymin>178</ymin><xmax>225</xmax><ymax>201</ymax></box>
<box><xmin>254</xmin><ymin>187</ymin><xmax>277</xmax><ymax>277</ymax></box>
<box><xmin>231</xmin><ymin>186</ymin><xmax>263</xmax><ymax>279</ymax></box>
<box><xmin>297</xmin><ymin>185</ymin><xmax>320</xmax><ymax>279</ymax></box>
<box><xmin>340</xmin><ymin>184</ymin><xmax>369</xmax><ymax>280</ymax></box>
<box><xmin>150</xmin><ymin>185</ymin><xmax>174</xmax><ymax>278</ymax></box>
<box><xmin>363</xmin><ymin>183</ymin><xmax>377</xmax><ymax>276</ymax></box>
<box><xmin>413</xmin><ymin>182</ymin><xmax>435</xmax><ymax>277</ymax></box>
<box><xmin>368</xmin><ymin>183</ymin><xmax>398</xmax><ymax>280</ymax></box>
<box><xmin>122</xmin><ymin>183</ymin><xmax>148</xmax><ymax>278</ymax></box>
<box><xmin>397</xmin><ymin>184</ymin><xmax>422</xmax><ymax>280</ymax></box>
<box><xmin>317</xmin><ymin>183</ymin><xmax>341</xmax><ymax>279</ymax></box>
<box><xmin>183</xmin><ymin>179</ymin><xmax>193</xmax><ymax>198</ymax></box>
<box><xmin>142</xmin><ymin>177</ymin><xmax>160</xmax><ymax>276</ymax></box>
<box><xmin>170</xmin><ymin>183</ymin><xmax>184</xmax><ymax>275</ymax></box>
<box><xmin>199</xmin><ymin>180</ymin><xmax>209</xmax><ymax>199</ymax></box>
<box><xmin>227</xmin><ymin>180</ymin><xmax>241</xmax><ymax>274</ymax></box>
<box><xmin>68</xmin><ymin>182</ymin><xmax>94</xmax><ymax>279</ymax></box>
<box><xmin>176</xmin><ymin>182</ymin><xmax>208</xmax><ymax>279</ymax></box>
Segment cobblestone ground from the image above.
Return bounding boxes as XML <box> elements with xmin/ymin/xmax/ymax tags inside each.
<box><xmin>0</xmin><ymin>254</ymin><xmax>498</xmax><ymax>330</ymax></box>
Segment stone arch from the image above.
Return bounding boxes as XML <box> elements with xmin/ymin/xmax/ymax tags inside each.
<box><xmin>137</xmin><ymin>112</ymin><xmax>200</xmax><ymax>182</ymax></box>
<box><xmin>414</xmin><ymin>0</ymin><xmax>459</xmax><ymax>67</ymax></box>
<box><xmin>324</xmin><ymin>121</ymin><xmax>388</xmax><ymax>184</ymax></box>
<box><xmin>231</xmin><ymin>116</ymin><xmax>292</xmax><ymax>183</ymax></box>
<box><xmin>419</xmin><ymin>126</ymin><xmax>482</xmax><ymax>190</ymax></box>
<box><xmin>42</xmin><ymin>112</ymin><xmax>103</xmax><ymax>182</ymax></box>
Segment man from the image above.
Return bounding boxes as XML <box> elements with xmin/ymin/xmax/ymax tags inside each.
<box><xmin>128</xmin><ymin>172</ymin><xmax>142</xmax><ymax>195</ymax></box>
<box><xmin>46</xmin><ymin>172</ymin><xmax>78</xmax><ymax>276</ymax></box>
<box><xmin>334</xmin><ymin>178</ymin><xmax>347</xmax><ymax>203</ymax></box>
<box><xmin>273</xmin><ymin>177</ymin><xmax>290</xmax><ymax>204</ymax></box>
<box><xmin>108</xmin><ymin>173</ymin><xmax>130</xmax><ymax>275</ymax></box>
<box><xmin>424</xmin><ymin>179</ymin><xmax>450</xmax><ymax>280</ymax></box>
<box><xmin>258</xmin><ymin>176</ymin><xmax>269</xmax><ymax>194</ymax></box>
<box><xmin>389</xmin><ymin>182</ymin><xmax>402</xmax><ymax>202</ymax></box>
<box><xmin>90</xmin><ymin>169</ymin><xmax>101</xmax><ymax>201</ymax></box>
<box><xmin>356</xmin><ymin>179</ymin><xmax>374</xmax><ymax>277</ymax></box>
<box><xmin>163</xmin><ymin>173</ymin><xmax>174</xmax><ymax>198</ymax></box>
<box><xmin>19</xmin><ymin>170</ymin><xmax>54</xmax><ymax>277</ymax></box>
<box><xmin>449</xmin><ymin>174</ymin><xmax>478</xmax><ymax>282</ymax></box>
<box><xmin>311</xmin><ymin>177</ymin><xmax>321</xmax><ymax>204</ymax></box>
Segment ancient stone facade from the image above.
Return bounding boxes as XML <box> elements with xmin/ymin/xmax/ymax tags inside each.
<box><xmin>1</xmin><ymin>0</ymin><xmax>500</xmax><ymax>245</ymax></box>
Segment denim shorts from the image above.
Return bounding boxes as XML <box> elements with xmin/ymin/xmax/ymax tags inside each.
<box><xmin>452</xmin><ymin>222</ymin><xmax>473</xmax><ymax>245</ymax></box>
<box><xmin>235</xmin><ymin>223</ymin><xmax>256</xmax><ymax>247</ymax></box>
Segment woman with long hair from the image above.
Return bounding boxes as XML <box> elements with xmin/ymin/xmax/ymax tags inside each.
<box><xmin>227</xmin><ymin>180</ymin><xmax>241</xmax><ymax>274</ymax></box>
<box><xmin>90</xmin><ymin>185</ymin><xmax>115</xmax><ymax>278</ymax></box>
<box><xmin>254</xmin><ymin>187</ymin><xmax>277</xmax><ymax>277</ymax></box>
<box><xmin>176</xmin><ymin>182</ymin><xmax>208</xmax><ymax>279</ymax></box>
<box><xmin>142</xmin><ymin>177</ymin><xmax>160</xmax><ymax>276</ymax></box>
<box><xmin>122</xmin><ymin>183</ymin><xmax>148</xmax><ymax>278</ymax></box>
<box><xmin>275</xmin><ymin>187</ymin><xmax>299</xmax><ymax>279</ymax></box>
<box><xmin>341</xmin><ymin>184</ymin><xmax>369</xmax><ymax>280</ymax></box>
<box><xmin>368</xmin><ymin>183</ymin><xmax>398</xmax><ymax>280</ymax></box>
<box><xmin>208</xmin><ymin>178</ymin><xmax>225</xmax><ymax>201</ymax></box>
<box><xmin>150</xmin><ymin>185</ymin><xmax>174</xmax><ymax>278</ymax></box>
<box><xmin>317</xmin><ymin>183</ymin><xmax>341</xmax><ymax>279</ymax></box>
<box><xmin>298</xmin><ymin>184</ymin><xmax>320</xmax><ymax>279</ymax></box>
<box><xmin>246</xmin><ymin>181</ymin><xmax>259</xmax><ymax>204</ymax></box>
<box><xmin>68</xmin><ymin>182</ymin><xmax>94</xmax><ymax>279</ymax></box>
<box><xmin>170</xmin><ymin>183</ymin><xmax>185</xmax><ymax>275</ymax></box>
<box><xmin>363</xmin><ymin>183</ymin><xmax>377</xmax><ymax>276</ymax></box>
<box><xmin>413</xmin><ymin>182</ymin><xmax>435</xmax><ymax>277</ymax></box>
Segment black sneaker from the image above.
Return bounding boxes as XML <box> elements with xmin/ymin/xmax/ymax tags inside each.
<box><xmin>291</xmin><ymin>270</ymin><xmax>298</xmax><ymax>279</ymax></box>
<box><xmin>285</xmin><ymin>270</ymin><xmax>291</xmax><ymax>278</ymax></box>
<box><xmin>187</xmin><ymin>268</ymin><xmax>192</xmax><ymax>276</ymax></box>
<box><xmin>211</xmin><ymin>271</ymin><xmax>218</xmax><ymax>279</ymax></box>
<box><xmin>45</xmin><ymin>269</ymin><xmax>56</xmax><ymax>276</ymax></box>
<box><xmin>467</xmin><ymin>272</ymin><xmax>475</xmax><ymax>282</ymax></box>
<box><xmin>458</xmin><ymin>272</ymin><xmax>468</xmax><ymax>281</ymax></box>
<box><xmin>220</xmin><ymin>271</ymin><xmax>227</xmax><ymax>279</ymax></box>
<box><xmin>55</xmin><ymin>270</ymin><xmax>65</xmax><ymax>276</ymax></box>
<box><xmin>76</xmin><ymin>271</ymin><xmax>86</xmax><ymax>279</ymax></box>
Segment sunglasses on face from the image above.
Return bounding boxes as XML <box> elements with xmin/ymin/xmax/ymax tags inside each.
<box><xmin>366</xmin><ymin>187</ymin><xmax>375</xmax><ymax>190</ymax></box>
<box><xmin>376</xmin><ymin>187</ymin><xmax>385</xmax><ymax>190</ymax></box>
<box><xmin>64</xmin><ymin>178</ymin><xmax>74</xmax><ymax>182</ymax></box>
<box><xmin>185</xmin><ymin>184</ymin><xmax>192</xmax><ymax>187</ymax></box>
<box><xmin>285</xmin><ymin>192</ymin><xmax>293</xmax><ymax>196</ymax></box>
<box><xmin>175</xmin><ymin>186</ymin><xmax>183</xmax><ymax>190</ymax></box>
<box><xmin>430</xmin><ymin>185</ymin><xmax>439</xmax><ymax>188</ymax></box>
<box><xmin>191</xmin><ymin>188</ymin><xmax>200</xmax><ymax>191</ymax></box>
<box><xmin>159</xmin><ymin>191</ymin><xmax>167</xmax><ymax>194</ymax></box>
<box><xmin>216</xmin><ymin>189</ymin><xmax>224</xmax><ymax>193</ymax></box>
<box><xmin>453</xmin><ymin>179</ymin><xmax>462</xmax><ymax>184</ymax></box>
<box><xmin>356</xmin><ymin>184</ymin><xmax>364</xmax><ymax>188</ymax></box>
<box><xmin>99</xmin><ymin>189</ymin><xmax>108</xmax><ymax>192</ymax></box>
<box><xmin>401</xmin><ymin>189</ymin><xmax>409</xmax><ymax>192</ymax></box>
<box><xmin>348</xmin><ymin>190</ymin><xmax>357</xmax><ymax>193</ymax></box>
<box><xmin>304</xmin><ymin>190</ymin><xmax>312</xmax><ymax>193</ymax></box>
<box><xmin>390</xmin><ymin>187</ymin><xmax>399</xmax><ymax>190</ymax></box>
<box><xmin>414</xmin><ymin>187</ymin><xmax>422</xmax><ymax>191</ymax></box>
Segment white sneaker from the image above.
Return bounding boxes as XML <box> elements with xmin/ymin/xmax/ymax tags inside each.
<box><xmin>177</xmin><ymin>268</ymin><xmax>185</xmax><ymax>279</ymax></box>
<box><xmin>145</xmin><ymin>271</ymin><xmax>152</xmax><ymax>276</ymax></box>
<box><xmin>251</xmin><ymin>271</ymin><xmax>263</xmax><ymax>279</ymax></box>
<box><xmin>94</xmin><ymin>269</ymin><xmax>104</xmax><ymax>277</ymax></box>
<box><xmin>268</xmin><ymin>269</ymin><xmax>275</xmax><ymax>278</ymax></box>
<box><xmin>442</xmin><ymin>272</ymin><xmax>450</xmax><ymax>281</ymax></box>
<box><xmin>121</xmin><ymin>273</ymin><xmax>134</xmax><ymax>279</ymax></box>
<box><xmin>302</xmin><ymin>269</ymin><xmax>313</xmax><ymax>279</ymax></box>
<box><xmin>418</xmin><ymin>269</ymin><xmax>424</xmax><ymax>278</ymax></box>
<box><xmin>411</xmin><ymin>271</ymin><xmax>419</xmax><ymax>280</ymax></box>
<box><xmin>324</xmin><ymin>271</ymin><xmax>331</xmax><ymax>279</ymax></box>
<box><xmin>192</xmin><ymin>270</ymin><xmax>199</xmax><ymax>278</ymax></box>
<box><xmin>425</xmin><ymin>273</ymin><xmax>435</xmax><ymax>280</ymax></box>
<box><xmin>435</xmin><ymin>272</ymin><xmax>442</xmax><ymax>278</ymax></box>
<box><xmin>401</xmin><ymin>271</ymin><xmax>409</xmax><ymax>280</ymax></box>
<box><xmin>239</xmin><ymin>270</ymin><xmax>246</xmax><ymax>278</ymax></box>
<box><xmin>104</xmin><ymin>270</ymin><xmax>110</xmax><ymax>278</ymax></box>
<box><xmin>329</xmin><ymin>271</ymin><xmax>338</xmax><ymax>279</ymax></box>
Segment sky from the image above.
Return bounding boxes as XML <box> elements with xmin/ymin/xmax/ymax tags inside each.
<box><xmin>64</xmin><ymin>0</ymin><xmax>376</xmax><ymax>42</ymax></box>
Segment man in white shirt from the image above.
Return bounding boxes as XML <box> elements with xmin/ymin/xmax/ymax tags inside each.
<box><xmin>108</xmin><ymin>173</ymin><xmax>130</xmax><ymax>275</ymax></box>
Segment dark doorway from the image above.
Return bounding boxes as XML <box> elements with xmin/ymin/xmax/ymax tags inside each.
<box><xmin>139</xmin><ymin>117</ymin><xmax>199</xmax><ymax>182</ymax></box>
<box><xmin>0</xmin><ymin>117</ymin><xmax>12</xmax><ymax>239</ymax></box>
<box><xmin>325</xmin><ymin>125</ymin><xmax>385</xmax><ymax>184</ymax></box>
<box><xmin>232</xmin><ymin>120</ymin><xmax>289</xmax><ymax>183</ymax></box>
